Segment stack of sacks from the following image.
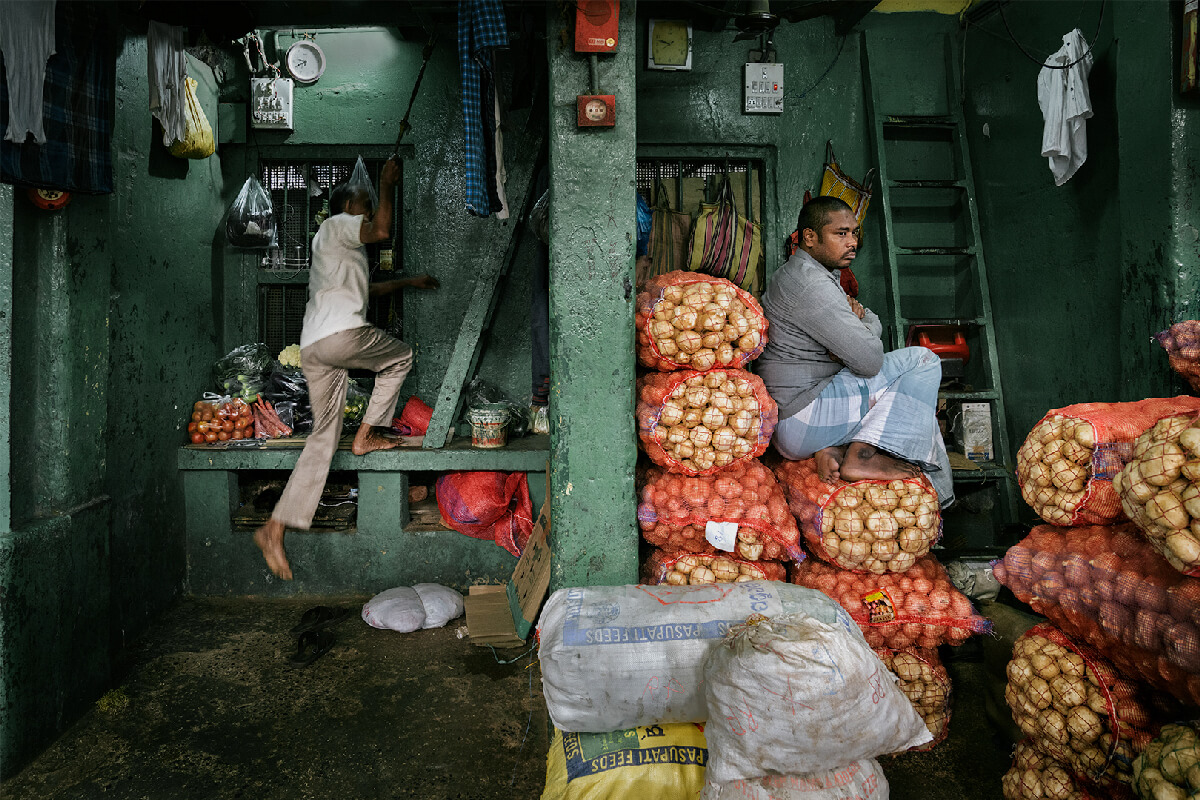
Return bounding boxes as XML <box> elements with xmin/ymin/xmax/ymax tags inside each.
<box><xmin>537</xmin><ymin>582</ymin><xmax>922</xmax><ymax>800</ymax></box>
<box><xmin>775</xmin><ymin>457</ymin><xmax>988</xmax><ymax>750</ymax></box>
<box><xmin>635</xmin><ymin>272</ymin><xmax>797</xmax><ymax>583</ymax></box>
<box><xmin>1001</xmin><ymin>624</ymin><xmax>1185</xmax><ymax>798</ymax></box>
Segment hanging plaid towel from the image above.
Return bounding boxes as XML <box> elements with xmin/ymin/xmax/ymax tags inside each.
<box><xmin>687</xmin><ymin>172</ymin><xmax>764</xmax><ymax>295</ymax></box>
<box><xmin>459</xmin><ymin>0</ymin><xmax>507</xmax><ymax>217</ymax></box>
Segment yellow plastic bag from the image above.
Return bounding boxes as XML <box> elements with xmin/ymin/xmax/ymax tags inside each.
<box><xmin>541</xmin><ymin>723</ymin><xmax>707</xmax><ymax>800</ymax></box>
<box><xmin>819</xmin><ymin>141</ymin><xmax>874</xmax><ymax>228</ymax></box>
<box><xmin>169</xmin><ymin>77</ymin><xmax>215</xmax><ymax>159</ymax></box>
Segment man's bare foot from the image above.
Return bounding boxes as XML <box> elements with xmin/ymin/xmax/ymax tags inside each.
<box><xmin>814</xmin><ymin>445</ymin><xmax>847</xmax><ymax>483</ymax></box>
<box><xmin>839</xmin><ymin>441</ymin><xmax>921</xmax><ymax>482</ymax></box>
<box><xmin>254</xmin><ymin>519</ymin><xmax>293</xmax><ymax>580</ymax></box>
<box><xmin>352</xmin><ymin>425</ymin><xmax>400</xmax><ymax>455</ymax></box>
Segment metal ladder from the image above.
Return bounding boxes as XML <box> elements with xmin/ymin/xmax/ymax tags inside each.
<box><xmin>862</xmin><ymin>28</ymin><xmax>1019</xmax><ymax>549</ymax></box>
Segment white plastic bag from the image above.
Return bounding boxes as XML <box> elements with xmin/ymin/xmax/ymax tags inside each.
<box><xmin>413</xmin><ymin>583</ymin><xmax>464</xmax><ymax>628</ymax></box>
<box><xmin>703</xmin><ymin>613</ymin><xmax>932</xmax><ymax>784</ymax></box>
<box><xmin>362</xmin><ymin>587</ymin><xmax>426</xmax><ymax>632</ymax></box>
<box><xmin>701</xmin><ymin>759</ymin><xmax>889</xmax><ymax>800</ymax></box>
<box><xmin>537</xmin><ymin>582</ymin><xmax>848</xmax><ymax>733</ymax></box>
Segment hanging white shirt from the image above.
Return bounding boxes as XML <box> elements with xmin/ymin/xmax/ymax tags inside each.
<box><xmin>1037</xmin><ymin>28</ymin><xmax>1093</xmax><ymax>186</ymax></box>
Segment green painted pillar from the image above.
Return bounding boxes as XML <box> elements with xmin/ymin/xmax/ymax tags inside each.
<box><xmin>1115</xmin><ymin>2</ymin><xmax>1195</xmax><ymax>397</ymax></box>
<box><xmin>546</xmin><ymin>4</ymin><xmax>638</xmax><ymax>590</ymax></box>
<box><xmin>0</xmin><ymin>184</ymin><xmax>11</xmax><ymax>533</ymax></box>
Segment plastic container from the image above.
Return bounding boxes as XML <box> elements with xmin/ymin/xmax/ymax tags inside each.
<box><xmin>467</xmin><ymin>404</ymin><xmax>510</xmax><ymax>448</ymax></box>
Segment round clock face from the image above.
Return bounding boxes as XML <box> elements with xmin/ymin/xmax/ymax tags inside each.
<box><xmin>286</xmin><ymin>41</ymin><xmax>326</xmax><ymax>85</ymax></box>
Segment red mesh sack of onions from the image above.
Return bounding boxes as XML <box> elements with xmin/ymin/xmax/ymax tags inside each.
<box><xmin>636</xmin><ymin>369</ymin><xmax>778</xmax><ymax>476</ymax></box>
<box><xmin>774</xmin><ymin>457</ymin><xmax>940</xmax><ymax>574</ymax></box>
<box><xmin>788</xmin><ymin>555</ymin><xmax>991</xmax><ymax>649</ymax></box>
<box><xmin>1155</xmin><ymin>321</ymin><xmax>1200</xmax><ymax>393</ymax></box>
<box><xmin>1002</xmin><ymin>740</ymin><xmax>1102</xmax><ymax>800</ymax></box>
<box><xmin>635</xmin><ymin>271</ymin><xmax>768</xmax><ymax>372</ymax></box>
<box><xmin>641</xmin><ymin>549</ymin><xmax>787</xmax><ymax>586</ymax></box>
<box><xmin>1114</xmin><ymin>412</ymin><xmax>1200</xmax><ymax>576</ymax></box>
<box><xmin>993</xmin><ymin>523</ymin><xmax>1200</xmax><ymax>709</ymax></box>
<box><xmin>875</xmin><ymin>647</ymin><xmax>951</xmax><ymax>751</ymax></box>
<box><xmin>1005</xmin><ymin>624</ymin><xmax>1181</xmax><ymax>792</ymax></box>
<box><xmin>1017</xmin><ymin>398</ymin><xmax>1200</xmax><ymax>527</ymax></box>
<box><xmin>637</xmin><ymin>460</ymin><xmax>803</xmax><ymax>562</ymax></box>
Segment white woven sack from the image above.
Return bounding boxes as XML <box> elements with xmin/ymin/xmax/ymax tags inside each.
<box><xmin>412</xmin><ymin>583</ymin><xmax>464</xmax><ymax>628</ymax></box>
<box><xmin>700</xmin><ymin>758</ymin><xmax>889</xmax><ymax>800</ymax></box>
<box><xmin>362</xmin><ymin>587</ymin><xmax>426</xmax><ymax>632</ymax></box>
<box><xmin>703</xmin><ymin>612</ymin><xmax>932</xmax><ymax>784</ymax></box>
<box><xmin>537</xmin><ymin>582</ymin><xmax>846</xmax><ymax>733</ymax></box>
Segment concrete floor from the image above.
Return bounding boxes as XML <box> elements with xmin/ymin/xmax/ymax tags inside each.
<box><xmin>1</xmin><ymin>597</ymin><xmax>1016</xmax><ymax>800</ymax></box>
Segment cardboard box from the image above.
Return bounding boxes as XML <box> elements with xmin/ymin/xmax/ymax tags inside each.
<box><xmin>463</xmin><ymin>471</ymin><xmax>552</xmax><ymax>648</ymax></box>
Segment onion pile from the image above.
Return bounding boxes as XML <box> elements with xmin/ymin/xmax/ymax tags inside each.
<box><xmin>789</xmin><ymin>556</ymin><xmax>989</xmax><ymax>649</ymax></box>
<box><xmin>635</xmin><ymin>271</ymin><xmax>768</xmax><ymax>372</ymax></box>
<box><xmin>1017</xmin><ymin>400</ymin><xmax>1200</xmax><ymax>527</ymax></box>
<box><xmin>1155</xmin><ymin>321</ymin><xmax>1200</xmax><ymax>393</ymax></box>
<box><xmin>1115</xmin><ymin>413</ymin><xmax>1200</xmax><ymax>576</ymax></box>
<box><xmin>1002</xmin><ymin>741</ymin><xmax>1095</xmax><ymax>800</ymax></box>
<box><xmin>1006</xmin><ymin>625</ymin><xmax>1164</xmax><ymax>790</ymax></box>
<box><xmin>637</xmin><ymin>369</ymin><xmax>778</xmax><ymax>476</ymax></box>
<box><xmin>638</xmin><ymin>460</ymin><xmax>802</xmax><ymax>562</ymax></box>
<box><xmin>641</xmin><ymin>550</ymin><xmax>787</xmax><ymax>586</ymax></box>
<box><xmin>993</xmin><ymin>524</ymin><xmax>1200</xmax><ymax>708</ymax></box>
<box><xmin>1132</xmin><ymin>723</ymin><xmax>1200</xmax><ymax>800</ymax></box>
<box><xmin>876</xmin><ymin>648</ymin><xmax>951</xmax><ymax>750</ymax></box>
<box><xmin>775</xmin><ymin>458</ymin><xmax>939</xmax><ymax>574</ymax></box>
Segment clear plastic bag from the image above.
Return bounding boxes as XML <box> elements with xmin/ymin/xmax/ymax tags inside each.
<box><xmin>225</xmin><ymin>176</ymin><xmax>277</xmax><ymax>248</ymax></box>
<box><xmin>212</xmin><ymin>343</ymin><xmax>274</xmax><ymax>402</ymax></box>
<box><xmin>343</xmin><ymin>379</ymin><xmax>370</xmax><ymax>429</ymax></box>
<box><xmin>263</xmin><ymin>366</ymin><xmax>311</xmax><ymax>433</ymax></box>
<box><xmin>464</xmin><ymin>378</ymin><xmax>528</xmax><ymax>438</ymax></box>
<box><xmin>348</xmin><ymin>156</ymin><xmax>378</xmax><ymax>214</ymax></box>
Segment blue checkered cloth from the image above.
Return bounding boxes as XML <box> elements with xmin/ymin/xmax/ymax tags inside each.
<box><xmin>459</xmin><ymin>0</ymin><xmax>507</xmax><ymax>217</ymax></box>
<box><xmin>0</xmin><ymin>1</ymin><xmax>114</xmax><ymax>194</ymax></box>
<box><xmin>774</xmin><ymin>346</ymin><xmax>955</xmax><ymax>508</ymax></box>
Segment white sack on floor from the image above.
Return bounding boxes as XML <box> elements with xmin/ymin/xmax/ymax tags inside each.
<box><xmin>700</xmin><ymin>758</ymin><xmax>889</xmax><ymax>800</ymax></box>
<box><xmin>703</xmin><ymin>612</ymin><xmax>932</xmax><ymax>784</ymax></box>
<box><xmin>362</xmin><ymin>584</ymin><xmax>464</xmax><ymax>632</ymax></box>
<box><xmin>537</xmin><ymin>582</ymin><xmax>847</xmax><ymax>732</ymax></box>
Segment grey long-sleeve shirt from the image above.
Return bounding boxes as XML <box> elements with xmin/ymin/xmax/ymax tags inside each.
<box><xmin>756</xmin><ymin>250</ymin><xmax>884</xmax><ymax>419</ymax></box>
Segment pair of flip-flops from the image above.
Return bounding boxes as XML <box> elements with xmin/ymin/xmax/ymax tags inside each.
<box><xmin>287</xmin><ymin>606</ymin><xmax>352</xmax><ymax>668</ymax></box>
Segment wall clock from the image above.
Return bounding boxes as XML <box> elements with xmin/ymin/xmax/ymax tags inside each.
<box><xmin>648</xmin><ymin>19</ymin><xmax>692</xmax><ymax>71</ymax></box>
<box><xmin>285</xmin><ymin>40</ymin><xmax>326</xmax><ymax>85</ymax></box>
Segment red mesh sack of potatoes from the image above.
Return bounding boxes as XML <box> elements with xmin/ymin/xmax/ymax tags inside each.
<box><xmin>1114</xmin><ymin>412</ymin><xmax>1200</xmax><ymax>576</ymax></box>
<box><xmin>1002</xmin><ymin>740</ymin><xmax>1102</xmax><ymax>800</ymax></box>
<box><xmin>1005</xmin><ymin>624</ymin><xmax>1179</xmax><ymax>793</ymax></box>
<box><xmin>993</xmin><ymin>523</ymin><xmax>1200</xmax><ymax>708</ymax></box>
<box><xmin>875</xmin><ymin>647</ymin><xmax>952</xmax><ymax>751</ymax></box>
<box><xmin>1017</xmin><ymin>398</ymin><xmax>1200</xmax><ymax>527</ymax></box>
<box><xmin>774</xmin><ymin>458</ymin><xmax>940</xmax><ymax>574</ymax></box>
<box><xmin>1155</xmin><ymin>321</ymin><xmax>1200</xmax><ymax>393</ymax></box>
<box><xmin>635</xmin><ymin>271</ymin><xmax>768</xmax><ymax>372</ymax></box>
<box><xmin>788</xmin><ymin>555</ymin><xmax>991</xmax><ymax>649</ymax></box>
<box><xmin>637</xmin><ymin>460</ymin><xmax>803</xmax><ymax>562</ymax></box>
<box><xmin>636</xmin><ymin>369</ymin><xmax>778</xmax><ymax>476</ymax></box>
<box><xmin>641</xmin><ymin>549</ymin><xmax>787</xmax><ymax>586</ymax></box>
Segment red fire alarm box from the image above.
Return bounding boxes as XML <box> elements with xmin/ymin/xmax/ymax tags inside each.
<box><xmin>577</xmin><ymin>95</ymin><xmax>616</xmax><ymax>127</ymax></box>
<box><xmin>575</xmin><ymin>0</ymin><xmax>619</xmax><ymax>53</ymax></box>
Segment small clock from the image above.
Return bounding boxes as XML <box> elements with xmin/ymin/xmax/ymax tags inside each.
<box><xmin>648</xmin><ymin>19</ymin><xmax>692</xmax><ymax>71</ymax></box>
<box><xmin>285</xmin><ymin>40</ymin><xmax>326</xmax><ymax>85</ymax></box>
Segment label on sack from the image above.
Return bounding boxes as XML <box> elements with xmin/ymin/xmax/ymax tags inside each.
<box><xmin>862</xmin><ymin>589</ymin><xmax>897</xmax><ymax>623</ymax></box>
<box><xmin>705</xmin><ymin>521</ymin><xmax>739</xmax><ymax>552</ymax></box>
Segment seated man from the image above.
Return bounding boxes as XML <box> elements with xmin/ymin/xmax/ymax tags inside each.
<box><xmin>757</xmin><ymin>196</ymin><xmax>953</xmax><ymax>508</ymax></box>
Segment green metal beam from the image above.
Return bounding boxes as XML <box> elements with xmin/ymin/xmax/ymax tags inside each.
<box><xmin>0</xmin><ymin>184</ymin><xmax>11</xmax><ymax>533</ymax></box>
<box><xmin>546</xmin><ymin>4</ymin><xmax>639</xmax><ymax>590</ymax></box>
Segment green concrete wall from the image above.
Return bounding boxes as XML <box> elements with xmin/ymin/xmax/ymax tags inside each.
<box><xmin>0</xmin><ymin>40</ymin><xmax>226</xmax><ymax>776</ymax></box>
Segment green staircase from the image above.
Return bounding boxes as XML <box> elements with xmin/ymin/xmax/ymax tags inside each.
<box><xmin>862</xmin><ymin>28</ymin><xmax>1020</xmax><ymax>552</ymax></box>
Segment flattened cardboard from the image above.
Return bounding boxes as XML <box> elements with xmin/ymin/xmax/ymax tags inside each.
<box><xmin>465</xmin><ymin>469</ymin><xmax>552</xmax><ymax>647</ymax></box>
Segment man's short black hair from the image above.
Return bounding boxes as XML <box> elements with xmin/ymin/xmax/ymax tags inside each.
<box><xmin>330</xmin><ymin>183</ymin><xmax>369</xmax><ymax>216</ymax></box>
<box><xmin>797</xmin><ymin>196</ymin><xmax>855</xmax><ymax>238</ymax></box>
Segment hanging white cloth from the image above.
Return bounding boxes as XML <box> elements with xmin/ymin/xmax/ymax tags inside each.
<box><xmin>0</xmin><ymin>0</ymin><xmax>56</xmax><ymax>145</ymax></box>
<box><xmin>1037</xmin><ymin>28</ymin><xmax>1093</xmax><ymax>186</ymax></box>
<box><xmin>147</xmin><ymin>20</ymin><xmax>189</xmax><ymax>147</ymax></box>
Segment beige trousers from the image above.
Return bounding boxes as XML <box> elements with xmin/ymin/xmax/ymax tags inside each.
<box><xmin>271</xmin><ymin>325</ymin><xmax>413</xmax><ymax>530</ymax></box>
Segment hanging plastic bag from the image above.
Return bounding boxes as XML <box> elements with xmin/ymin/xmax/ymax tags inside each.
<box><xmin>226</xmin><ymin>175</ymin><xmax>276</xmax><ymax>248</ymax></box>
<box><xmin>168</xmin><ymin>77</ymin><xmax>215</xmax><ymax>159</ymax></box>
<box><xmin>347</xmin><ymin>156</ymin><xmax>378</xmax><ymax>214</ymax></box>
<box><xmin>687</xmin><ymin>172</ymin><xmax>764</xmax><ymax>295</ymax></box>
<box><xmin>648</xmin><ymin>181</ymin><xmax>692</xmax><ymax>284</ymax></box>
